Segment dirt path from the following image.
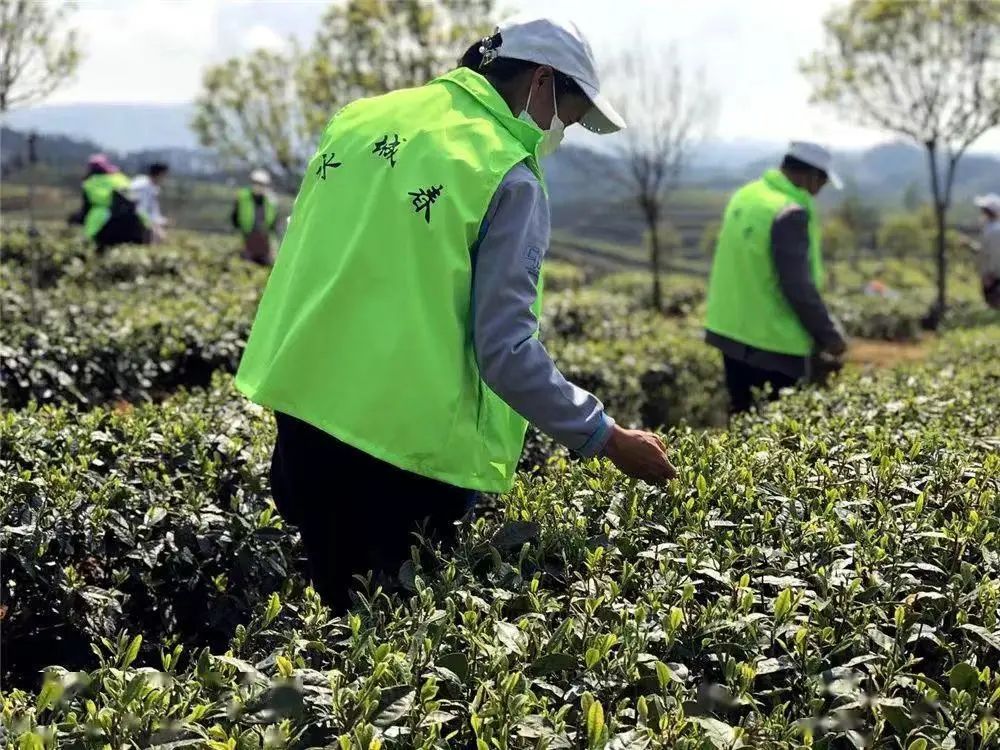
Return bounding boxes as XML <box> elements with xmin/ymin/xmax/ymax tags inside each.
<box><xmin>846</xmin><ymin>337</ymin><xmax>933</xmax><ymax>369</ymax></box>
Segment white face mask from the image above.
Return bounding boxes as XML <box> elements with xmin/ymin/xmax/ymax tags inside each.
<box><xmin>518</xmin><ymin>77</ymin><xmax>565</xmax><ymax>158</ymax></box>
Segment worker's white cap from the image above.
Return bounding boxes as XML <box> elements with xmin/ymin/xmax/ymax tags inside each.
<box><xmin>250</xmin><ymin>169</ymin><xmax>271</xmax><ymax>186</ymax></box>
<box><xmin>974</xmin><ymin>193</ymin><xmax>1000</xmax><ymax>214</ymax></box>
<box><xmin>491</xmin><ymin>13</ymin><xmax>626</xmax><ymax>135</ymax></box>
<box><xmin>786</xmin><ymin>141</ymin><xmax>842</xmax><ymax>190</ymax></box>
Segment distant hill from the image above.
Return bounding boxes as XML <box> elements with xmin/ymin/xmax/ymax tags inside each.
<box><xmin>3</xmin><ymin>106</ymin><xmax>996</xmax><ymax>235</ymax></box>
<box><xmin>4</xmin><ymin>103</ymin><xmax>198</xmax><ymax>151</ymax></box>
<box><xmin>1</xmin><ymin>127</ymin><xmax>221</xmax><ymax>181</ymax></box>
<box><xmin>5</xmin><ymin>102</ymin><xmax>996</xmax><ymax>199</ymax></box>
<box><xmin>742</xmin><ymin>141</ymin><xmax>999</xmax><ymax>204</ymax></box>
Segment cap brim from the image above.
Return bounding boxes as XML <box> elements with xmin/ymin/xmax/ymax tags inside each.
<box><xmin>574</xmin><ymin>78</ymin><xmax>626</xmax><ymax>134</ymax></box>
<box><xmin>827</xmin><ymin>170</ymin><xmax>843</xmax><ymax>190</ymax></box>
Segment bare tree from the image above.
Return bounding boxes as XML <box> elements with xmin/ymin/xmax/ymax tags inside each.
<box><xmin>603</xmin><ymin>43</ymin><xmax>718</xmax><ymax>311</ymax></box>
<box><xmin>0</xmin><ymin>0</ymin><xmax>81</xmax><ymax>112</ymax></box>
<box><xmin>803</xmin><ymin>0</ymin><xmax>1000</xmax><ymax>318</ymax></box>
<box><xmin>192</xmin><ymin>46</ymin><xmax>315</xmax><ymax>192</ymax></box>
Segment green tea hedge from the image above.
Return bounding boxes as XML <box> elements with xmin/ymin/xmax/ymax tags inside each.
<box><xmin>4</xmin><ymin>328</ymin><xmax>998</xmax><ymax>749</ymax></box>
<box><xmin>2</xmin><ymin>231</ymin><xmax>267</xmax><ymax>409</ymax></box>
<box><xmin>0</xmin><ymin>381</ymin><xmax>294</xmax><ymax>688</ymax></box>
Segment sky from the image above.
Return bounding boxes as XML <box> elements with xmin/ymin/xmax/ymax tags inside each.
<box><xmin>41</xmin><ymin>0</ymin><xmax>1000</xmax><ymax>152</ymax></box>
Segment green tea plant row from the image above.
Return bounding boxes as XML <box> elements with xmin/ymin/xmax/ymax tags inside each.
<box><xmin>3</xmin><ymin>327</ymin><xmax>998</xmax><ymax>749</ymax></box>
<box><xmin>3</xmin><ymin>230</ymin><xmax>996</xmax><ymax>416</ymax></box>
<box><xmin>549</xmin><ymin>266</ymin><xmax>996</xmax><ymax>343</ymax></box>
<box><xmin>2</xmin><ymin>232</ymin><xmax>725</xmax><ymax>430</ymax></box>
<box><xmin>1</xmin><ymin>232</ymin><xmax>268</xmax><ymax>410</ymax></box>
<box><xmin>0</xmin><ymin>380</ymin><xmax>293</xmax><ymax>688</ymax></box>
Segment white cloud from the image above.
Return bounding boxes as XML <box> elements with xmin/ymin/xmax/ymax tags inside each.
<box><xmin>50</xmin><ymin>0</ymin><xmax>221</xmax><ymax>104</ymax></box>
<box><xmin>242</xmin><ymin>23</ymin><xmax>288</xmax><ymax>53</ymax></box>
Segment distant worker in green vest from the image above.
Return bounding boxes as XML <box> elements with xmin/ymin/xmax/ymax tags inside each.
<box><xmin>705</xmin><ymin>141</ymin><xmax>848</xmax><ymax>414</ymax></box>
<box><xmin>69</xmin><ymin>153</ymin><xmax>147</xmax><ymax>253</ymax></box>
<box><xmin>231</xmin><ymin>169</ymin><xmax>278</xmax><ymax>265</ymax></box>
<box><xmin>237</xmin><ymin>13</ymin><xmax>677</xmax><ymax>610</ymax></box>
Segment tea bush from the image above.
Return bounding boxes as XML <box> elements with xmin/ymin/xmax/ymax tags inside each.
<box><xmin>591</xmin><ymin>272</ymin><xmax>707</xmax><ymax>317</ymax></box>
<box><xmin>553</xmin><ymin>333</ymin><xmax>726</xmax><ymax>429</ymax></box>
<box><xmin>3</xmin><ymin>230</ymin><xmax>995</xmax><ymax>416</ymax></box>
<box><xmin>0</xmin><ymin>381</ymin><xmax>295</xmax><ymax>688</ymax></box>
<box><xmin>831</xmin><ymin>293</ymin><xmax>998</xmax><ymax>342</ymax></box>
<box><xmin>3</xmin><ymin>327</ymin><xmax>998</xmax><ymax>749</ymax></box>
<box><xmin>1</xmin><ymin>231</ymin><xmax>267</xmax><ymax>409</ymax></box>
<box><xmin>542</xmin><ymin>261</ymin><xmax>587</xmax><ymax>293</ymax></box>
<box><xmin>3</xmin><ymin>232</ymin><xmax>730</xmax><ymax>431</ymax></box>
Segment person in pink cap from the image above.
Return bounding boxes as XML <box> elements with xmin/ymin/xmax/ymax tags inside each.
<box><xmin>69</xmin><ymin>154</ymin><xmax>147</xmax><ymax>252</ymax></box>
<box><xmin>86</xmin><ymin>153</ymin><xmax>118</xmax><ymax>174</ymax></box>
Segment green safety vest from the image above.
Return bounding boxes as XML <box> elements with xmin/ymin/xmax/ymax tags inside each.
<box><xmin>236</xmin><ymin>187</ymin><xmax>276</xmax><ymax>235</ymax></box>
<box><xmin>82</xmin><ymin>172</ymin><xmax>134</xmax><ymax>239</ymax></box>
<box><xmin>236</xmin><ymin>67</ymin><xmax>545</xmax><ymax>492</ymax></box>
<box><xmin>706</xmin><ymin>169</ymin><xmax>825</xmax><ymax>356</ymax></box>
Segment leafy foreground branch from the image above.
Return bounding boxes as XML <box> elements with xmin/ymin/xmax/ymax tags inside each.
<box><xmin>3</xmin><ymin>327</ymin><xmax>999</xmax><ymax>749</ymax></box>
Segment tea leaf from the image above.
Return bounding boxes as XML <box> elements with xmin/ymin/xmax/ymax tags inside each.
<box><xmin>496</xmin><ymin>622</ymin><xmax>528</xmax><ymax>656</ymax></box>
<box><xmin>263</xmin><ymin>593</ymin><xmax>281</xmax><ymax>626</ymax></box>
<box><xmin>586</xmin><ymin>699</ymin><xmax>605</xmax><ymax>744</ymax></box>
<box><xmin>689</xmin><ymin>717</ymin><xmax>742</xmax><ymax>749</ymax></box>
<box><xmin>774</xmin><ymin>589</ymin><xmax>793</xmax><ymax>621</ymax></box>
<box><xmin>606</xmin><ymin>730</ymin><xmax>651</xmax><ymax>750</ymax></box>
<box><xmin>373</xmin><ymin>687</ymin><xmax>415</xmax><ymax>728</ymax></box>
<box><xmin>958</xmin><ymin>624</ymin><xmax>1000</xmax><ymax>652</ymax></box>
<box><xmin>948</xmin><ymin>662</ymin><xmax>980</xmax><ymax>694</ymax></box>
<box><xmin>123</xmin><ymin>634</ymin><xmax>142</xmax><ymax>668</ymax></box>
<box><xmin>491</xmin><ymin>521</ymin><xmax>540</xmax><ymax>550</ymax></box>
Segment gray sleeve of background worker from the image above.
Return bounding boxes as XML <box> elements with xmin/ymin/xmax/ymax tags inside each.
<box><xmin>771</xmin><ymin>206</ymin><xmax>847</xmax><ymax>355</ymax></box>
<box><xmin>472</xmin><ymin>162</ymin><xmax>615</xmax><ymax>458</ymax></box>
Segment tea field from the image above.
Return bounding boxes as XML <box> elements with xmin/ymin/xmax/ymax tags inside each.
<box><xmin>1</xmin><ymin>229</ymin><xmax>999</xmax><ymax>749</ymax></box>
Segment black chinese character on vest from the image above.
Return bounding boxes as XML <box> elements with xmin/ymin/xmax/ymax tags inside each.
<box><xmin>372</xmin><ymin>134</ymin><xmax>405</xmax><ymax>167</ymax></box>
<box><xmin>408</xmin><ymin>185</ymin><xmax>443</xmax><ymax>224</ymax></box>
<box><xmin>315</xmin><ymin>152</ymin><xmax>343</xmax><ymax>180</ymax></box>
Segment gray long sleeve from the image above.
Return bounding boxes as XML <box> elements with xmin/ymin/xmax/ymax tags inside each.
<box><xmin>772</xmin><ymin>206</ymin><xmax>846</xmax><ymax>353</ymax></box>
<box><xmin>473</xmin><ymin>163</ymin><xmax>613</xmax><ymax>457</ymax></box>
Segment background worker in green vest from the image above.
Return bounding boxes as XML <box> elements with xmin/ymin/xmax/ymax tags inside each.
<box><xmin>705</xmin><ymin>141</ymin><xmax>848</xmax><ymax>414</ymax></box>
<box><xmin>68</xmin><ymin>153</ymin><xmax>147</xmax><ymax>253</ymax></box>
<box><xmin>231</xmin><ymin>169</ymin><xmax>278</xmax><ymax>265</ymax></box>
<box><xmin>236</xmin><ymin>13</ymin><xmax>677</xmax><ymax>610</ymax></box>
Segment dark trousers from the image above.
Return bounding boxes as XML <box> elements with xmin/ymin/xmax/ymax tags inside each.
<box><xmin>723</xmin><ymin>355</ymin><xmax>799</xmax><ymax>415</ymax></box>
<box><xmin>269</xmin><ymin>412</ymin><xmax>473</xmax><ymax>610</ymax></box>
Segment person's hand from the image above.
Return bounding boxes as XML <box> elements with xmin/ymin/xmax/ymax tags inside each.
<box><xmin>824</xmin><ymin>336</ymin><xmax>848</xmax><ymax>357</ymax></box>
<box><xmin>600</xmin><ymin>424</ymin><xmax>677</xmax><ymax>484</ymax></box>
<box><xmin>824</xmin><ymin>317</ymin><xmax>849</xmax><ymax>357</ymax></box>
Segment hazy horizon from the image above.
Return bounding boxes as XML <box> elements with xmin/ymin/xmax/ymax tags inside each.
<box><xmin>9</xmin><ymin>0</ymin><xmax>1000</xmax><ymax>155</ymax></box>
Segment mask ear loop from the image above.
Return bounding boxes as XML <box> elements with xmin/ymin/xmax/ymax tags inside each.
<box><xmin>550</xmin><ymin>76</ymin><xmax>560</xmax><ymax>127</ymax></box>
<box><xmin>523</xmin><ymin>81</ymin><xmax>534</xmax><ymax>116</ymax></box>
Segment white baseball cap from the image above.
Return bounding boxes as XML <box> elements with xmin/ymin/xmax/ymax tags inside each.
<box><xmin>250</xmin><ymin>169</ymin><xmax>271</xmax><ymax>186</ymax></box>
<box><xmin>492</xmin><ymin>13</ymin><xmax>626</xmax><ymax>135</ymax></box>
<box><xmin>785</xmin><ymin>141</ymin><xmax>842</xmax><ymax>190</ymax></box>
<box><xmin>974</xmin><ymin>193</ymin><xmax>1000</xmax><ymax>214</ymax></box>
